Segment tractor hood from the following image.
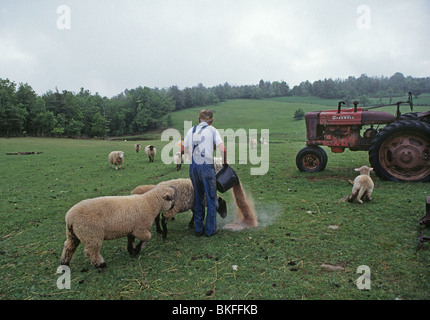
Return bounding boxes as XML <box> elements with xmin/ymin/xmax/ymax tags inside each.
<box><xmin>318</xmin><ymin>108</ymin><xmax>396</xmax><ymax>126</ymax></box>
<box><xmin>361</xmin><ymin>110</ymin><xmax>396</xmax><ymax>125</ymax></box>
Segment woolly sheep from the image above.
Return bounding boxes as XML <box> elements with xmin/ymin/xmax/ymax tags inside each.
<box><xmin>131</xmin><ymin>178</ymin><xmax>227</xmax><ymax>239</ymax></box>
<box><xmin>144</xmin><ymin>145</ymin><xmax>156</xmax><ymax>162</ymax></box>
<box><xmin>348</xmin><ymin>166</ymin><xmax>374</xmax><ymax>204</ymax></box>
<box><xmin>108</xmin><ymin>151</ymin><xmax>124</xmax><ymax>170</ymax></box>
<box><xmin>174</xmin><ymin>152</ymin><xmax>184</xmax><ymax>171</ymax></box>
<box><xmin>134</xmin><ymin>144</ymin><xmax>141</xmax><ymax>153</ymax></box>
<box><xmin>60</xmin><ymin>185</ymin><xmax>176</xmax><ymax>268</ymax></box>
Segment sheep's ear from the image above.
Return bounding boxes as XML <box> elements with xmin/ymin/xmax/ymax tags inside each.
<box><xmin>354</xmin><ymin>168</ymin><xmax>360</xmax><ymax>171</ymax></box>
<box><xmin>163</xmin><ymin>194</ymin><xmax>173</xmax><ymax>201</ymax></box>
<box><xmin>369</xmin><ymin>167</ymin><xmax>373</xmax><ymax>171</ymax></box>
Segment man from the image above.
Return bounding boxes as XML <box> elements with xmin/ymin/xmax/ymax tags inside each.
<box><xmin>183</xmin><ymin>109</ymin><xmax>227</xmax><ymax>237</ymax></box>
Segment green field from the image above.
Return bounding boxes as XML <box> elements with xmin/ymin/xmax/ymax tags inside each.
<box><xmin>1</xmin><ymin>98</ymin><xmax>429</xmax><ymax>300</ymax></box>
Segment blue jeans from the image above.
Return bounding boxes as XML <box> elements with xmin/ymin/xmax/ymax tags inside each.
<box><xmin>189</xmin><ymin>163</ymin><xmax>218</xmax><ymax>236</ymax></box>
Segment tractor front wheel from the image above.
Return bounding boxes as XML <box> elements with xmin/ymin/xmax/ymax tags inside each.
<box><xmin>369</xmin><ymin>120</ymin><xmax>430</xmax><ymax>182</ymax></box>
<box><xmin>296</xmin><ymin>146</ymin><xmax>328</xmax><ymax>173</ymax></box>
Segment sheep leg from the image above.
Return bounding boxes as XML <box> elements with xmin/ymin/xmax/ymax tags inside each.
<box><xmin>127</xmin><ymin>235</ymin><xmax>145</xmax><ymax>256</ymax></box>
<box><xmin>132</xmin><ymin>240</ymin><xmax>147</xmax><ymax>256</ymax></box>
<box><xmin>60</xmin><ymin>226</ymin><xmax>81</xmax><ymax>266</ymax></box>
<box><xmin>130</xmin><ymin>229</ymin><xmax>151</xmax><ymax>255</ymax></box>
<box><xmin>127</xmin><ymin>235</ymin><xmax>137</xmax><ymax>255</ymax></box>
<box><xmin>155</xmin><ymin>213</ymin><xmax>163</xmax><ymax>234</ymax></box>
<box><xmin>83</xmin><ymin>241</ymin><xmax>106</xmax><ymax>268</ymax></box>
<box><xmin>357</xmin><ymin>187</ymin><xmax>367</xmax><ymax>204</ymax></box>
<box><xmin>161</xmin><ymin>216</ymin><xmax>168</xmax><ymax>239</ymax></box>
<box><xmin>348</xmin><ymin>189</ymin><xmax>358</xmax><ymax>203</ymax></box>
<box><xmin>365</xmin><ymin>187</ymin><xmax>373</xmax><ymax>201</ymax></box>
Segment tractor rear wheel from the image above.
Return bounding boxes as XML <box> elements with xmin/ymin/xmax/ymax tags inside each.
<box><xmin>369</xmin><ymin>120</ymin><xmax>430</xmax><ymax>182</ymax></box>
<box><xmin>399</xmin><ymin>112</ymin><xmax>430</xmax><ymax>124</ymax></box>
<box><xmin>296</xmin><ymin>146</ymin><xmax>328</xmax><ymax>173</ymax></box>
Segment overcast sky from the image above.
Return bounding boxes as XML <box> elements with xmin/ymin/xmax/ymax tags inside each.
<box><xmin>0</xmin><ymin>0</ymin><xmax>429</xmax><ymax>97</ymax></box>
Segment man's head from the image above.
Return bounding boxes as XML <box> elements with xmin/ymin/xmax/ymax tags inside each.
<box><xmin>199</xmin><ymin>109</ymin><xmax>214</xmax><ymax>124</ymax></box>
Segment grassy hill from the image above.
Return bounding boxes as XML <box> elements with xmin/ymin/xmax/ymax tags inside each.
<box><xmin>0</xmin><ymin>97</ymin><xmax>429</xmax><ymax>301</ymax></box>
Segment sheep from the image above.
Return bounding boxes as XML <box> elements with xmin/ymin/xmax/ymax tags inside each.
<box><xmin>174</xmin><ymin>152</ymin><xmax>184</xmax><ymax>171</ymax></box>
<box><xmin>134</xmin><ymin>144</ymin><xmax>141</xmax><ymax>153</ymax></box>
<box><xmin>131</xmin><ymin>178</ymin><xmax>227</xmax><ymax>239</ymax></box>
<box><xmin>108</xmin><ymin>151</ymin><xmax>124</xmax><ymax>170</ymax></box>
<box><xmin>348</xmin><ymin>166</ymin><xmax>374</xmax><ymax>204</ymax></box>
<box><xmin>250</xmin><ymin>138</ymin><xmax>257</xmax><ymax>149</ymax></box>
<box><xmin>60</xmin><ymin>185</ymin><xmax>176</xmax><ymax>268</ymax></box>
<box><xmin>145</xmin><ymin>145</ymin><xmax>156</xmax><ymax>162</ymax></box>
<box><xmin>260</xmin><ymin>137</ymin><xmax>267</xmax><ymax>145</ymax></box>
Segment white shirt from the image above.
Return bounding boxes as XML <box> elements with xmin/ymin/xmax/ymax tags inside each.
<box><xmin>183</xmin><ymin>122</ymin><xmax>223</xmax><ymax>165</ymax></box>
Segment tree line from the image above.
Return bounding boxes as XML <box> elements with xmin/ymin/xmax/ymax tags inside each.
<box><xmin>1</xmin><ymin>72</ymin><xmax>429</xmax><ymax>137</ymax></box>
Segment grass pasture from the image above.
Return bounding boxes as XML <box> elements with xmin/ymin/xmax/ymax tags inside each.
<box><xmin>0</xmin><ymin>98</ymin><xmax>429</xmax><ymax>300</ymax></box>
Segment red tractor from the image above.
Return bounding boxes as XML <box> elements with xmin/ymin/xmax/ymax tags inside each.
<box><xmin>296</xmin><ymin>93</ymin><xmax>430</xmax><ymax>182</ymax></box>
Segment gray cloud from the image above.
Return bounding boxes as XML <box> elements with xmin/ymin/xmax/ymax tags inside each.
<box><xmin>0</xmin><ymin>0</ymin><xmax>429</xmax><ymax>97</ymax></box>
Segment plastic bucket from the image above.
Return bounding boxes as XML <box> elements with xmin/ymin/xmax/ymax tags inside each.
<box><xmin>216</xmin><ymin>165</ymin><xmax>239</xmax><ymax>193</ymax></box>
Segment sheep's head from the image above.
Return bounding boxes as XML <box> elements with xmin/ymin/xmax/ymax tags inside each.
<box><xmin>354</xmin><ymin>166</ymin><xmax>373</xmax><ymax>176</ymax></box>
<box><xmin>157</xmin><ymin>186</ymin><xmax>176</xmax><ymax>211</ymax></box>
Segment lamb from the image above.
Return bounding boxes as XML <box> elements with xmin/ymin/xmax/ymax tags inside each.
<box><xmin>60</xmin><ymin>185</ymin><xmax>176</xmax><ymax>268</ymax></box>
<box><xmin>134</xmin><ymin>144</ymin><xmax>141</xmax><ymax>153</ymax></box>
<box><xmin>174</xmin><ymin>152</ymin><xmax>184</xmax><ymax>171</ymax></box>
<box><xmin>108</xmin><ymin>151</ymin><xmax>124</xmax><ymax>170</ymax></box>
<box><xmin>348</xmin><ymin>166</ymin><xmax>374</xmax><ymax>204</ymax></box>
<box><xmin>131</xmin><ymin>178</ymin><xmax>227</xmax><ymax>239</ymax></box>
<box><xmin>145</xmin><ymin>145</ymin><xmax>156</xmax><ymax>162</ymax></box>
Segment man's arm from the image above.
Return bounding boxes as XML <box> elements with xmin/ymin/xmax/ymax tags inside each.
<box><xmin>217</xmin><ymin>142</ymin><xmax>227</xmax><ymax>166</ymax></box>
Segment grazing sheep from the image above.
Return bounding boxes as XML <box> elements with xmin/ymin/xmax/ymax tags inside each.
<box><xmin>131</xmin><ymin>178</ymin><xmax>227</xmax><ymax>239</ymax></box>
<box><xmin>174</xmin><ymin>152</ymin><xmax>184</xmax><ymax>171</ymax></box>
<box><xmin>60</xmin><ymin>185</ymin><xmax>176</xmax><ymax>268</ymax></box>
<box><xmin>260</xmin><ymin>137</ymin><xmax>267</xmax><ymax>145</ymax></box>
<box><xmin>134</xmin><ymin>144</ymin><xmax>141</xmax><ymax>153</ymax></box>
<box><xmin>108</xmin><ymin>151</ymin><xmax>124</xmax><ymax>170</ymax></box>
<box><xmin>145</xmin><ymin>145</ymin><xmax>156</xmax><ymax>162</ymax></box>
<box><xmin>348</xmin><ymin>166</ymin><xmax>374</xmax><ymax>204</ymax></box>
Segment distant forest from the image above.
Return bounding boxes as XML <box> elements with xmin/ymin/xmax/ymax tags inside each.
<box><xmin>1</xmin><ymin>72</ymin><xmax>429</xmax><ymax>137</ymax></box>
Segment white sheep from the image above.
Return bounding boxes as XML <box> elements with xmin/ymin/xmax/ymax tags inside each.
<box><xmin>348</xmin><ymin>166</ymin><xmax>374</xmax><ymax>204</ymax></box>
<box><xmin>108</xmin><ymin>151</ymin><xmax>124</xmax><ymax>170</ymax></box>
<box><xmin>60</xmin><ymin>185</ymin><xmax>176</xmax><ymax>268</ymax></box>
<box><xmin>174</xmin><ymin>152</ymin><xmax>184</xmax><ymax>171</ymax></box>
<box><xmin>131</xmin><ymin>178</ymin><xmax>227</xmax><ymax>239</ymax></box>
<box><xmin>134</xmin><ymin>144</ymin><xmax>141</xmax><ymax>153</ymax></box>
<box><xmin>260</xmin><ymin>137</ymin><xmax>267</xmax><ymax>145</ymax></box>
<box><xmin>250</xmin><ymin>138</ymin><xmax>257</xmax><ymax>149</ymax></box>
<box><xmin>144</xmin><ymin>145</ymin><xmax>156</xmax><ymax>162</ymax></box>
